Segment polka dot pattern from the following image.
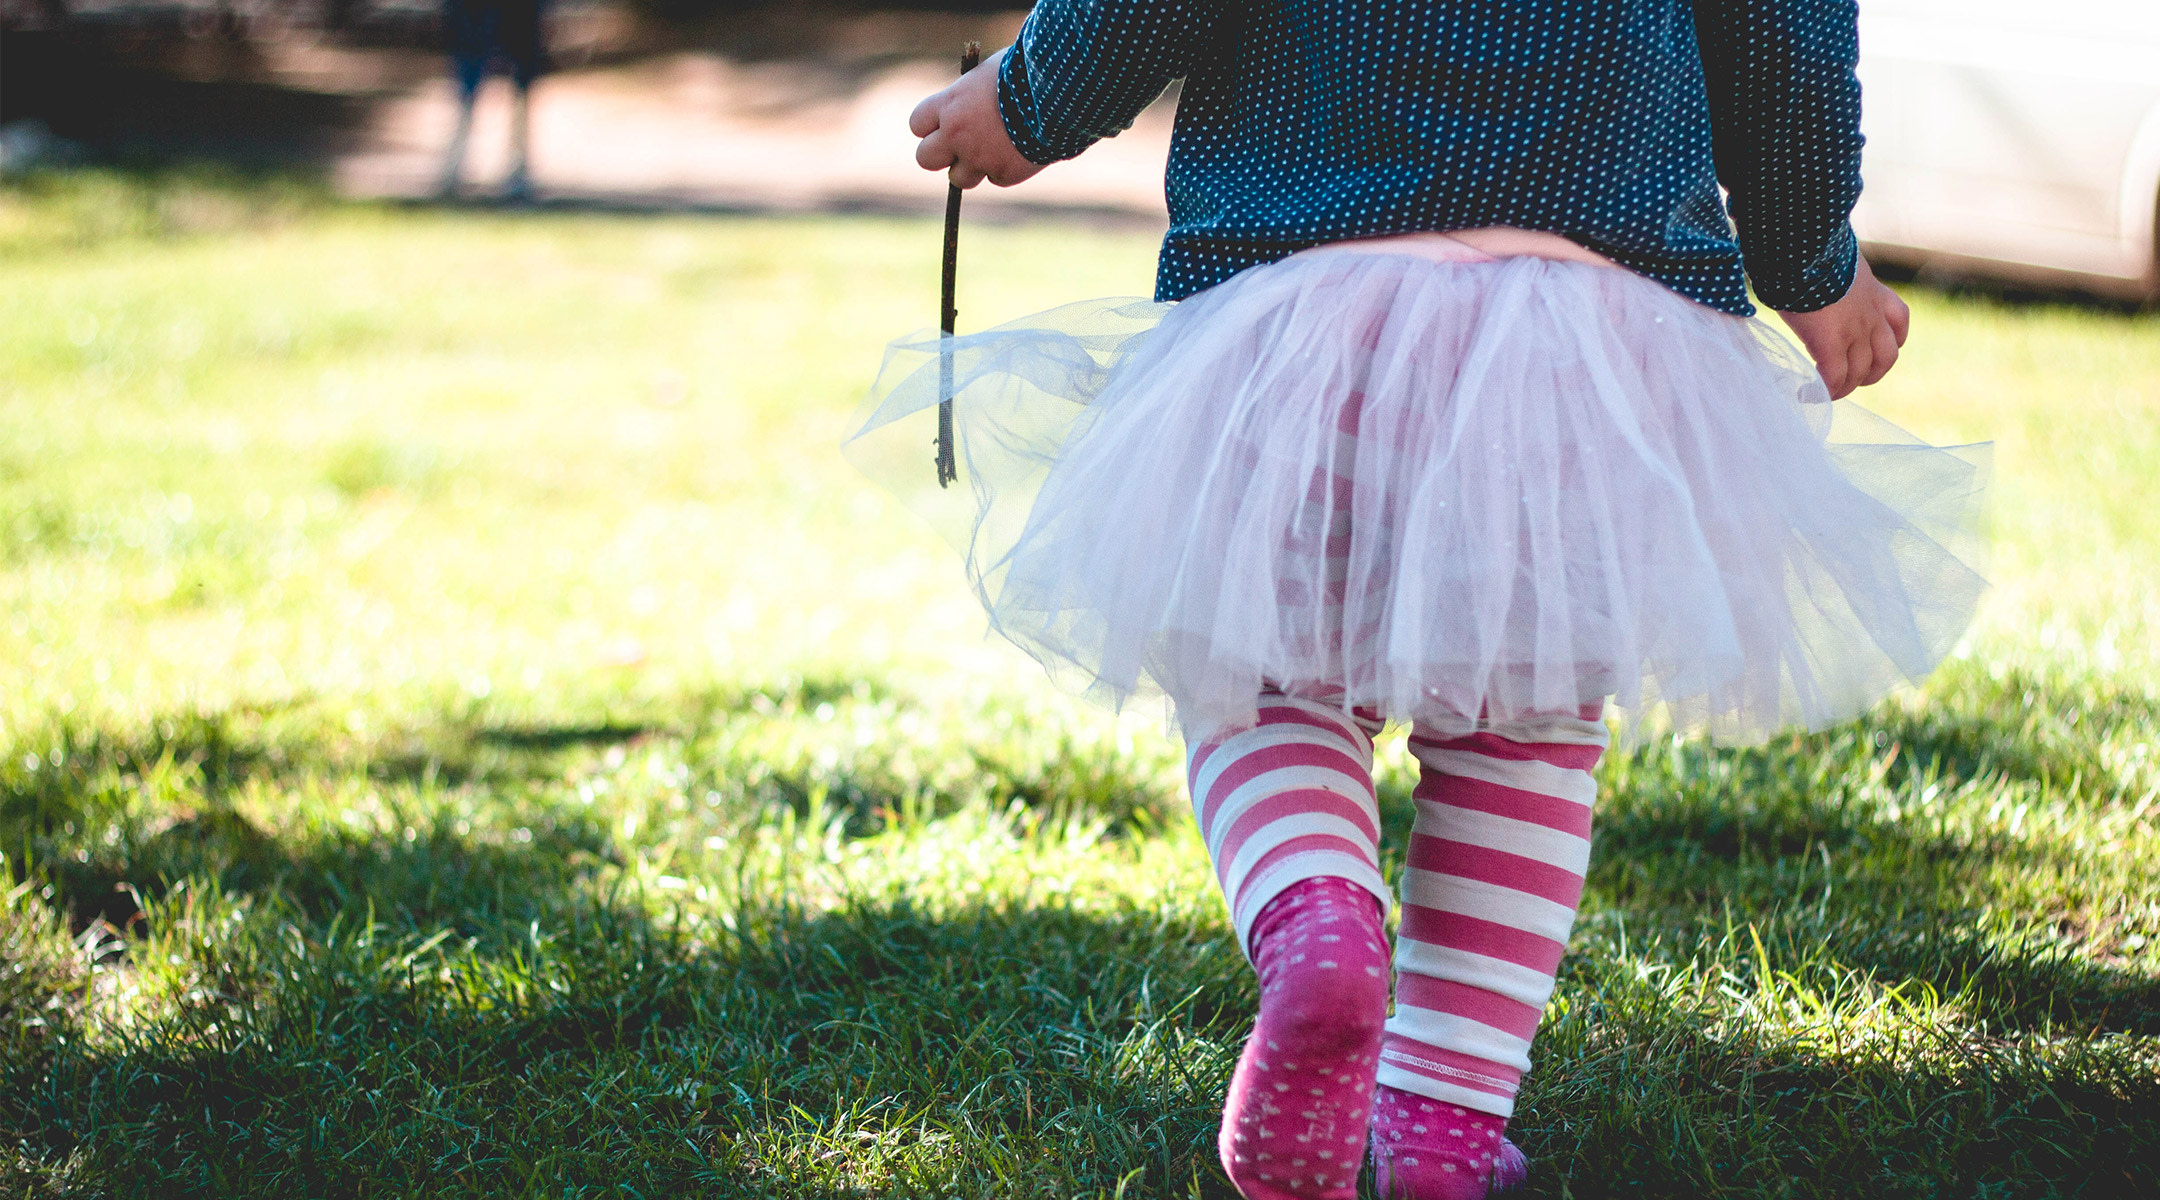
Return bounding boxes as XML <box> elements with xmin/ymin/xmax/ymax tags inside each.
<box><xmin>1218</xmin><ymin>878</ymin><xmax>1390</xmax><ymax>1200</ymax></box>
<box><xmin>997</xmin><ymin>0</ymin><xmax>1863</xmax><ymax>315</ymax></box>
<box><xmin>1367</xmin><ymin>1090</ymin><xmax>1527</xmax><ymax>1199</ymax></box>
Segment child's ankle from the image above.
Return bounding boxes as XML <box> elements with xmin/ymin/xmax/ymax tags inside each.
<box><xmin>1248</xmin><ymin>877</ymin><xmax>1389</xmax><ymax>1020</ymax></box>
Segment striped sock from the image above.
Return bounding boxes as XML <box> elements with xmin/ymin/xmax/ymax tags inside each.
<box><xmin>1184</xmin><ymin>693</ymin><xmax>1393</xmax><ymax>956</ymax></box>
<box><xmin>1185</xmin><ymin>693</ymin><xmax>1396</xmax><ymax>1199</ymax></box>
<box><xmin>1370</xmin><ymin>709</ymin><xmax>1607</xmax><ymax>1196</ymax></box>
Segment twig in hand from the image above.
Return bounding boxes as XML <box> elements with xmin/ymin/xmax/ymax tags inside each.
<box><xmin>936</xmin><ymin>41</ymin><xmax>981</xmax><ymax>488</ymax></box>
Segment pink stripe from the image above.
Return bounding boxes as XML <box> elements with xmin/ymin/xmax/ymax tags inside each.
<box><xmin>1412</xmin><ymin>773</ymin><xmax>1593</xmax><ymax>839</ymax></box>
<box><xmin>1394</xmin><ymin>975</ymin><xmax>1544</xmax><ymax>1041</ymax></box>
<box><xmin>1379</xmin><ymin>1035</ymin><xmax>1522</xmax><ymax>1096</ymax></box>
<box><xmin>1255</xmin><ymin>699</ymin><xmax>1366</xmax><ymax>742</ymax></box>
<box><xmin>1275</xmin><ymin>579</ymin><xmax>1323</xmax><ymax>607</ymax></box>
<box><xmin>1397</xmin><ymin>903</ymin><xmax>1567</xmax><ymax>975</ymax></box>
<box><xmin>1246</xmin><ymin>689</ymin><xmax>1383</xmax><ymax>738</ymax></box>
<box><xmin>1407</xmin><ymin>730</ymin><xmax>1604</xmax><ymax>771</ymax></box>
<box><xmin>1187</xmin><ymin>738</ymin><xmax>1223</xmax><ymax>781</ymax></box>
<box><xmin>1407</xmin><ymin>835</ymin><xmax>1586</xmax><ymax>906</ymax></box>
<box><xmin>1230</xmin><ymin>833</ymin><xmax>1378</xmax><ymax>906</ymax></box>
<box><xmin>1189</xmin><ymin>696</ymin><xmax>1363</xmax><ymax>755</ymax></box>
<box><xmin>1214</xmin><ymin>787</ymin><xmax>1380</xmax><ymax>864</ymax></box>
<box><xmin>1189</xmin><ymin>704</ymin><xmax>1364</xmax><ymax>782</ymax></box>
<box><xmin>1197</xmin><ymin>741</ymin><xmax>1372</xmax><ymax>830</ymax></box>
<box><xmin>1304</xmin><ymin>471</ymin><xmax>1354</xmax><ymax>506</ymax></box>
<box><xmin>1336</xmin><ymin>392</ymin><xmax>1366</xmax><ymax>435</ymax></box>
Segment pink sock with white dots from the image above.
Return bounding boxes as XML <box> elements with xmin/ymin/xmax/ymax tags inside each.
<box><xmin>1216</xmin><ymin>878</ymin><xmax>1392</xmax><ymax>1200</ymax></box>
<box><xmin>1367</xmin><ymin>1085</ymin><xmax>1528</xmax><ymax>1198</ymax></box>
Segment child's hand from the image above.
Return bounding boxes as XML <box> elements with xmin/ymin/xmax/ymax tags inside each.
<box><xmin>1774</xmin><ymin>255</ymin><xmax>1910</xmax><ymax>399</ymax></box>
<box><xmin>910</xmin><ymin>48</ymin><xmax>1046</xmax><ymax>190</ymax></box>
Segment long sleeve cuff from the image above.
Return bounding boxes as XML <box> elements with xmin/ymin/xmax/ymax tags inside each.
<box><xmin>998</xmin><ymin>43</ymin><xmax>1090</xmax><ymax>166</ymax></box>
<box><xmin>1749</xmin><ymin>221</ymin><xmax>1860</xmax><ymax>313</ymax></box>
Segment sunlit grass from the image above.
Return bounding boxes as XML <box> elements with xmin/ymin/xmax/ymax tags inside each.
<box><xmin>0</xmin><ymin>168</ymin><xmax>2154</xmax><ymax>1197</ymax></box>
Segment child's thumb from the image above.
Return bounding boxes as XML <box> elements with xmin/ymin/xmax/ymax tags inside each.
<box><xmin>908</xmin><ymin>94</ymin><xmax>943</xmax><ymax>138</ymax></box>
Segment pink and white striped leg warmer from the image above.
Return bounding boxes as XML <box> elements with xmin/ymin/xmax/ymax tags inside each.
<box><xmin>1186</xmin><ymin>693</ymin><xmax>1395</xmax><ymax>1200</ymax></box>
<box><xmin>1185</xmin><ymin>693</ymin><xmax>1393</xmax><ymax>955</ymax></box>
<box><xmin>1370</xmin><ymin>709</ymin><xmax>1608</xmax><ymax>1199</ymax></box>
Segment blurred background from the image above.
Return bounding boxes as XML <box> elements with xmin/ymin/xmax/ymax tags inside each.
<box><xmin>4</xmin><ymin>0</ymin><xmax>2157</xmax><ymax>293</ymax></box>
<box><xmin>0</xmin><ymin>0</ymin><xmax>1173</xmax><ymax>218</ymax></box>
<box><xmin>0</xmin><ymin>3</ymin><xmax>2156</xmax><ymax>1196</ymax></box>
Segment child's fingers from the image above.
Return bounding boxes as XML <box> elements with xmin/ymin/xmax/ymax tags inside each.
<box><xmin>1840</xmin><ymin>336</ymin><xmax>1875</xmax><ymax>399</ymax></box>
<box><xmin>1821</xmin><ymin>367</ymin><xmax>1852</xmax><ymax>400</ymax></box>
<box><xmin>914</xmin><ymin>128</ymin><xmax>956</xmax><ymax>172</ymax></box>
<box><xmin>1886</xmin><ymin>292</ymin><xmax>1911</xmax><ymax>347</ymax></box>
<box><xmin>1810</xmin><ymin>333</ymin><xmax>1852</xmax><ymax>399</ymax></box>
<box><xmin>949</xmin><ymin>161</ymin><xmax>988</xmax><ymax>189</ymax></box>
<box><xmin>1863</xmin><ymin>324</ymin><xmax>1900</xmax><ymax>387</ymax></box>
<box><xmin>908</xmin><ymin>93</ymin><xmax>944</xmax><ymax>139</ymax></box>
<box><xmin>1814</xmin><ymin>356</ymin><xmax>1847</xmax><ymax>400</ymax></box>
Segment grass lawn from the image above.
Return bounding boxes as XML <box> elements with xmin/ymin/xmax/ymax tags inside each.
<box><xmin>0</xmin><ymin>168</ymin><xmax>2156</xmax><ymax>1198</ymax></box>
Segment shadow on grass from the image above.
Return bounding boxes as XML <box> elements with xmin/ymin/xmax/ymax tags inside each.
<box><xmin>1527</xmin><ymin>959</ymin><xmax>2159</xmax><ymax>1199</ymax></box>
<box><xmin>0</xmin><ymin>662</ymin><xmax>2155</xmax><ymax>1196</ymax></box>
<box><xmin>1585</xmin><ymin>663</ymin><xmax>2160</xmax><ymax>1037</ymax></box>
<box><xmin>0</xmin><ymin>671</ymin><xmax>1168</xmax><ymax>938</ymax></box>
<box><xmin>475</xmin><ymin>722</ymin><xmax>658</xmax><ymax>751</ymax></box>
<box><xmin>3</xmin><ymin>864</ymin><xmax>1247</xmax><ymax>1198</ymax></box>
<box><xmin>1590</xmin><ymin>796</ymin><xmax>2160</xmax><ymax>1036</ymax></box>
<box><xmin>1872</xmin><ymin>664</ymin><xmax>2160</xmax><ymax>801</ymax></box>
<box><xmin>4</xmin><ymin>870</ymin><xmax>2152</xmax><ymax>1199</ymax></box>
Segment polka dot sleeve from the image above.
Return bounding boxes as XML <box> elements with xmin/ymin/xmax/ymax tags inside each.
<box><xmin>998</xmin><ymin>0</ymin><xmax>1223</xmax><ymax>166</ymax></box>
<box><xmin>1695</xmin><ymin>0</ymin><xmax>1865</xmax><ymax>312</ymax></box>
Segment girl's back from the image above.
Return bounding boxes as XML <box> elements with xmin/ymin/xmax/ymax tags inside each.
<box><xmin>1001</xmin><ymin>0</ymin><xmax>1862</xmax><ymax>315</ymax></box>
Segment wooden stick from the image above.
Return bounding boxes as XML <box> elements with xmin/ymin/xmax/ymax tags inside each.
<box><xmin>936</xmin><ymin>41</ymin><xmax>981</xmax><ymax>488</ymax></box>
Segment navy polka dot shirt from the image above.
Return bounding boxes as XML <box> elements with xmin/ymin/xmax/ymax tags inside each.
<box><xmin>997</xmin><ymin>0</ymin><xmax>1863</xmax><ymax>315</ymax></box>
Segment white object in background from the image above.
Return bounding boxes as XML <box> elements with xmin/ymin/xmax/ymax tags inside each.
<box><xmin>1855</xmin><ymin>0</ymin><xmax>2160</xmax><ymax>299</ymax></box>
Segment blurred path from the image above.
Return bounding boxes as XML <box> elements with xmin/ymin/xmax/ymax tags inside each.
<box><xmin>4</xmin><ymin>7</ymin><xmax>1173</xmax><ymax>225</ymax></box>
<box><xmin>340</xmin><ymin>47</ymin><xmax>1174</xmax><ymax>225</ymax></box>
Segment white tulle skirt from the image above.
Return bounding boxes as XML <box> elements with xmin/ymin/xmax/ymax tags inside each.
<box><xmin>847</xmin><ymin>250</ymin><xmax>1987</xmax><ymax>743</ymax></box>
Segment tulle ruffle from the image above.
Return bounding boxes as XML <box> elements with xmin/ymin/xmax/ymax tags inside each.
<box><xmin>847</xmin><ymin>252</ymin><xmax>1987</xmax><ymax>744</ymax></box>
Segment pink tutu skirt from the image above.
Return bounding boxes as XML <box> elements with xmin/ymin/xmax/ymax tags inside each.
<box><xmin>847</xmin><ymin>249</ymin><xmax>1987</xmax><ymax>743</ymax></box>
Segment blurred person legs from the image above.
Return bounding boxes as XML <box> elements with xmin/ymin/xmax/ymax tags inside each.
<box><xmin>439</xmin><ymin>0</ymin><xmax>547</xmax><ymax>200</ymax></box>
<box><xmin>499</xmin><ymin>0</ymin><xmax>543</xmax><ymax>202</ymax></box>
<box><xmin>505</xmin><ymin>87</ymin><xmax>532</xmax><ymax>202</ymax></box>
<box><xmin>1369</xmin><ymin>709</ymin><xmax>1608</xmax><ymax>1199</ymax></box>
<box><xmin>1186</xmin><ymin>692</ymin><xmax>1393</xmax><ymax>1200</ymax></box>
<box><xmin>438</xmin><ymin>0</ymin><xmax>484</xmax><ymax>197</ymax></box>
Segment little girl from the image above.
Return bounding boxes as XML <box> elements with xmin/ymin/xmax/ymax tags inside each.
<box><xmin>859</xmin><ymin>2</ymin><xmax>1987</xmax><ymax>1197</ymax></box>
